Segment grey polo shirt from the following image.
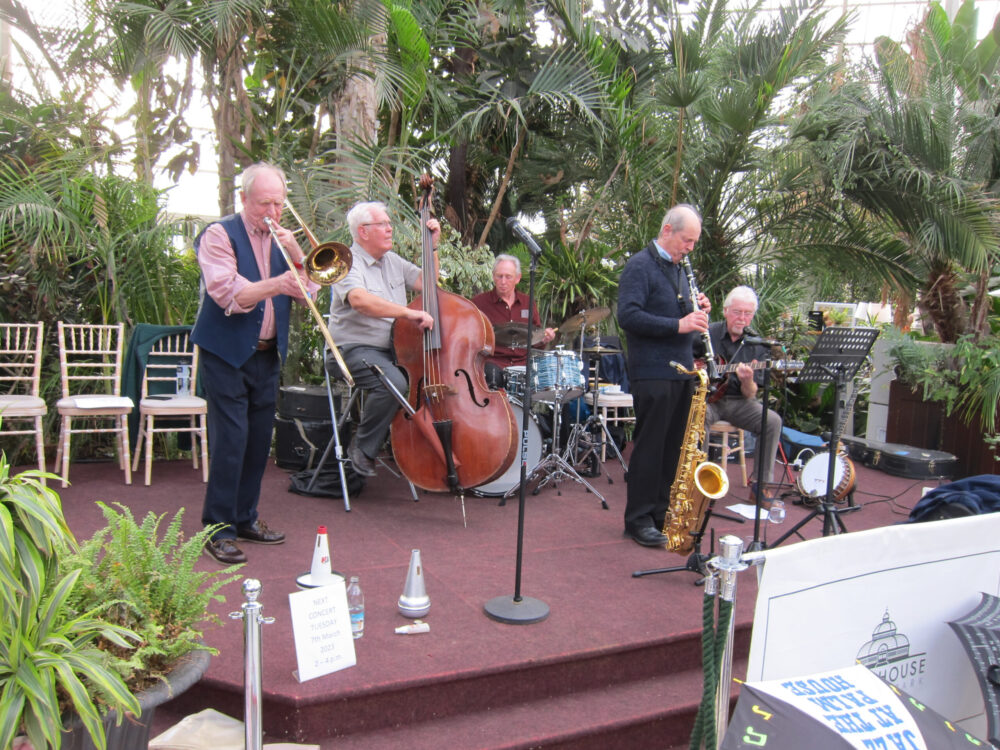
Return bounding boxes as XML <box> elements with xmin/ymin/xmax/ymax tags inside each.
<box><xmin>327</xmin><ymin>243</ymin><xmax>422</xmax><ymax>349</ymax></box>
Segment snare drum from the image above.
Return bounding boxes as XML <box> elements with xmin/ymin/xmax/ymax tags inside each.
<box><xmin>797</xmin><ymin>451</ymin><xmax>856</xmax><ymax>500</ymax></box>
<box><xmin>471</xmin><ymin>398</ymin><xmax>543</xmax><ymax>496</ymax></box>
<box><xmin>503</xmin><ymin>365</ymin><xmax>527</xmax><ymax>402</ymax></box>
<box><xmin>532</xmin><ymin>350</ymin><xmax>586</xmax><ymax>401</ymax></box>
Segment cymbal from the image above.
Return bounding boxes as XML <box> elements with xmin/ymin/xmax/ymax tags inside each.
<box><xmin>582</xmin><ymin>344</ymin><xmax>621</xmax><ymax>355</ymax></box>
<box><xmin>559</xmin><ymin>307</ymin><xmax>611</xmax><ymax>334</ymax></box>
<box><xmin>493</xmin><ymin>322</ymin><xmax>545</xmax><ymax>348</ymax></box>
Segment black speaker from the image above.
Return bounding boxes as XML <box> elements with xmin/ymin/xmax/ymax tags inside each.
<box><xmin>274</xmin><ymin>415</ymin><xmax>334</xmax><ymax>471</ymax></box>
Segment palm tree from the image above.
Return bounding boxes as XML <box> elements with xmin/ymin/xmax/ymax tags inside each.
<box><xmin>788</xmin><ymin>0</ymin><xmax>1000</xmax><ymax>342</ymax></box>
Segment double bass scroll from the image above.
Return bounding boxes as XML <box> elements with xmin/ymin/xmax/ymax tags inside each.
<box><xmin>390</xmin><ymin>175</ymin><xmax>518</xmax><ymax>493</ymax></box>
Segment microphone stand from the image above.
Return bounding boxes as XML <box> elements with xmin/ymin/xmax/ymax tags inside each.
<box><xmin>485</xmin><ymin>242</ymin><xmax>549</xmax><ymax>625</ymax></box>
<box><xmin>748</xmin><ymin>359</ymin><xmax>773</xmax><ymax>552</ymax></box>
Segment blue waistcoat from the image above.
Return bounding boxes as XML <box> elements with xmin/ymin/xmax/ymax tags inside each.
<box><xmin>191</xmin><ymin>214</ymin><xmax>291</xmax><ymax>367</ymax></box>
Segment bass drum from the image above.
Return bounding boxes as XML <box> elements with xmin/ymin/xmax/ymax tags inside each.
<box><xmin>471</xmin><ymin>398</ymin><xmax>543</xmax><ymax>497</ymax></box>
<box><xmin>797</xmin><ymin>451</ymin><xmax>856</xmax><ymax>501</ymax></box>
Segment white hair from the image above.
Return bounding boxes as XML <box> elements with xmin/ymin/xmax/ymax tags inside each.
<box><xmin>346</xmin><ymin>201</ymin><xmax>389</xmax><ymax>241</ymax></box>
<box><xmin>493</xmin><ymin>254</ymin><xmax>521</xmax><ymax>275</ymax></box>
<box><xmin>724</xmin><ymin>286</ymin><xmax>758</xmax><ymax>311</ymax></box>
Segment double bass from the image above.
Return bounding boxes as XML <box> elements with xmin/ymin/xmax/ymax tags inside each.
<box><xmin>391</xmin><ymin>175</ymin><xmax>518</xmax><ymax>493</ymax></box>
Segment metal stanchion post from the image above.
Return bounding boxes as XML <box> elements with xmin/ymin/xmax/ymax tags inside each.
<box><xmin>709</xmin><ymin>536</ymin><xmax>748</xmax><ymax>745</ymax></box>
<box><xmin>229</xmin><ymin>579</ymin><xmax>275</xmax><ymax>750</ymax></box>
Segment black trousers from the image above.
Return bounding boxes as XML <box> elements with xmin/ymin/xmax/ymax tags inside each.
<box><xmin>200</xmin><ymin>347</ymin><xmax>280</xmax><ymax>539</ymax></box>
<box><xmin>624</xmin><ymin>378</ymin><xmax>693</xmax><ymax>532</ymax></box>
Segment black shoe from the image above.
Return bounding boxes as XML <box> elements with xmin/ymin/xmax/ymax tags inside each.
<box><xmin>236</xmin><ymin>519</ymin><xmax>286</xmax><ymax>545</ymax></box>
<box><xmin>347</xmin><ymin>437</ymin><xmax>377</xmax><ymax>477</ymax></box>
<box><xmin>204</xmin><ymin>537</ymin><xmax>247</xmax><ymax>565</ymax></box>
<box><xmin>624</xmin><ymin>526</ymin><xmax>669</xmax><ymax>547</ymax></box>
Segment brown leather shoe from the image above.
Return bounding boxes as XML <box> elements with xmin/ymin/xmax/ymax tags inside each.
<box><xmin>204</xmin><ymin>537</ymin><xmax>247</xmax><ymax>565</ymax></box>
<box><xmin>236</xmin><ymin>519</ymin><xmax>286</xmax><ymax>545</ymax></box>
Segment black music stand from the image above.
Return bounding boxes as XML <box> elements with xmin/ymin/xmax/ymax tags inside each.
<box><xmin>769</xmin><ymin>327</ymin><xmax>878</xmax><ymax>547</ymax></box>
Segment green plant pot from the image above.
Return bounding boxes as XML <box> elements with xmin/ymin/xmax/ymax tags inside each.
<box><xmin>61</xmin><ymin>649</ymin><xmax>211</xmax><ymax>750</ymax></box>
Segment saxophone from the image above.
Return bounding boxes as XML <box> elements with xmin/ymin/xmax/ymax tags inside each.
<box><xmin>662</xmin><ymin>363</ymin><xmax>730</xmax><ymax>554</ymax></box>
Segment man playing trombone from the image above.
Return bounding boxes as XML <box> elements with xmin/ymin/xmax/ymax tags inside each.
<box><xmin>192</xmin><ymin>162</ymin><xmax>316</xmax><ymax>565</ymax></box>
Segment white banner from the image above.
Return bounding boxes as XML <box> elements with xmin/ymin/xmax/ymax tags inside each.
<box><xmin>748</xmin><ymin>513</ymin><xmax>1000</xmax><ymax>738</ymax></box>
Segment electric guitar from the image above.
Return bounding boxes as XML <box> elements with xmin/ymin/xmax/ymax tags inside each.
<box><xmin>705</xmin><ymin>358</ymin><xmax>804</xmax><ymax>403</ymax></box>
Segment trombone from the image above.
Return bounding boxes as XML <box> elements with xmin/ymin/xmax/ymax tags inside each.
<box><xmin>263</xmin><ymin>204</ymin><xmax>354</xmax><ymax>386</ymax></box>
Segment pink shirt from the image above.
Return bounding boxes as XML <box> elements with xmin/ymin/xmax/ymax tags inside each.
<box><xmin>198</xmin><ymin>214</ymin><xmax>315</xmax><ymax>340</ymax></box>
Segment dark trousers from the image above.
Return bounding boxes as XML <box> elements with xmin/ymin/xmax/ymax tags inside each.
<box><xmin>328</xmin><ymin>345</ymin><xmax>407</xmax><ymax>460</ymax></box>
<box><xmin>625</xmin><ymin>378</ymin><xmax>693</xmax><ymax>532</ymax></box>
<box><xmin>200</xmin><ymin>347</ymin><xmax>280</xmax><ymax>539</ymax></box>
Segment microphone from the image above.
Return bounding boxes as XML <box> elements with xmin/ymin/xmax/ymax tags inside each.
<box><xmin>744</xmin><ymin>336</ymin><xmax>782</xmax><ymax>347</ymax></box>
<box><xmin>506</xmin><ymin>217</ymin><xmax>544</xmax><ymax>257</ymax></box>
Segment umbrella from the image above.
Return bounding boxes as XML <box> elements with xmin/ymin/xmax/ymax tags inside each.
<box><xmin>949</xmin><ymin>592</ymin><xmax>1000</xmax><ymax>746</ymax></box>
<box><xmin>720</xmin><ymin>664</ymin><xmax>989</xmax><ymax>749</ymax></box>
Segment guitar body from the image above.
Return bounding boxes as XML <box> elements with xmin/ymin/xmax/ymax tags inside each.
<box><xmin>705</xmin><ymin>357</ymin><xmax>805</xmax><ymax>404</ymax></box>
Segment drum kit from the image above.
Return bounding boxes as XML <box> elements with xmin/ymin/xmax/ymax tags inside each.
<box><xmin>472</xmin><ymin>306</ymin><xmax>624</xmax><ymax>505</ymax></box>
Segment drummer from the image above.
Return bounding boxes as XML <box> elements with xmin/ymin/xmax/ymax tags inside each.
<box><xmin>471</xmin><ymin>254</ymin><xmax>557</xmax><ymax>390</ymax></box>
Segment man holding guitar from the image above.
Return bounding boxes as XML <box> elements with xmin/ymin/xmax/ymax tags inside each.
<box><xmin>701</xmin><ymin>286</ymin><xmax>783</xmax><ymax>498</ymax></box>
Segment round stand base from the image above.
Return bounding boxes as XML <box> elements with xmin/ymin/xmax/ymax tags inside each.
<box><xmin>484</xmin><ymin>595</ymin><xmax>550</xmax><ymax>624</ymax></box>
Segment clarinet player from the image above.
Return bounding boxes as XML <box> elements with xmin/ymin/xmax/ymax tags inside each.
<box><xmin>617</xmin><ymin>204</ymin><xmax>711</xmax><ymax>547</ymax></box>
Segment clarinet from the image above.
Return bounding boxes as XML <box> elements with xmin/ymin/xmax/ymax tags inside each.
<box><xmin>681</xmin><ymin>257</ymin><xmax>719</xmax><ymax>382</ymax></box>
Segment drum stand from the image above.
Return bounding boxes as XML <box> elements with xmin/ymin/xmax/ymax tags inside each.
<box><xmin>769</xmin><ymin>327</ymin><xmax>877</xmax><ymax>547</ymax></box>
<box><xmin>506</xmin><ymin>383</ymin><xmax>608</xmax><ymax>509</ymax></box>
<box><xmin>564</xmin><ymin>331</ymin><xmax>628</xmax><ymax>481</ymax></box>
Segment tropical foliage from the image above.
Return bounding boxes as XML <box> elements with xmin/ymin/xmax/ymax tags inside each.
<box><xmin>2</xmin><ymin>0</ymin><xmax>1000</xmax><ymax>439</ymax></box>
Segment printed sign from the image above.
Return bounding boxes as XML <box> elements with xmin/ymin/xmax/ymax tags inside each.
<box><xmin>288</xmin><ymin>578</ymin><xmax>356</xmax><ymax>681</ymax></box>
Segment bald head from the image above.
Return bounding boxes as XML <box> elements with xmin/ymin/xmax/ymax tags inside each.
<box><xmin>657</xmin><ymin>204</ymin><xmax>702</xmax><ymax>263</ymax></box>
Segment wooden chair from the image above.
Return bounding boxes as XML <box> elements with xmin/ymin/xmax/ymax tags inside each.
<box><xmin>55</xmin><ymin>322</ymin><xmax>134</xmax><ymax>487</ymax></box>
<box><xmin>706</xmin><ymin>420</ymin><xmax>748</xmax><ymax>487</ymax></box>
<box><xmin>582</xmin><ymin>390</ymin><xmax>635</xmax><ymax>461</ymax></box>
<box><xmin>131</xmin><ymin>333</ymin><xmax>208</xmax><ymax>486</ymax></box>
<box><xmin>0</xmin><ymin>322</ymin><xmax>47</xmax><ymax>473</ymax></box>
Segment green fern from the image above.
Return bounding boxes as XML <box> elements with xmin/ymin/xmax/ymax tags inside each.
<box><xmin>61</xmin><ymin>503</ymin><xmax>243</xmax><ymax>690</ymax></box>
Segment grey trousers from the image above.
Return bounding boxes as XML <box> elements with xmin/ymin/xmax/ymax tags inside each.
<box><xmin>327</xmin><ymin>345</ymin><xmax>407</xmax><ymax>460</ymax></box>
<box><xmin>705</xmin><ymin>397</ymin><xmax>782</xmax><ymax>484</ymax></box>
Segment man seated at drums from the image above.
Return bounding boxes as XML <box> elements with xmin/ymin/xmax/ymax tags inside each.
<box><xmin>471</xmin><ymin>254</ymin><xmax>556</xmax><ymax>391</ymax></box>
<box><xmin>700</xmin><ymin>285</ymin><xmax>783</xmax><ymax>497</ymax></box>
<box><xmin>326</xmin><ymin>201</ymin><xmax>440</xmax><ymax>477</ymax></box>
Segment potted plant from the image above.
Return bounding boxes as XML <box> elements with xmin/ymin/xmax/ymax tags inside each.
<box><xmin>0</xmin><ymin>447</ymin><xmax>243</xmax><ymax>750</ymax></box>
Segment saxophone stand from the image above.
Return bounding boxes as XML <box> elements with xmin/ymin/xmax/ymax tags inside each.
<box><xmin>769</xmin><ymin>327</ymin><xmax>878</xmax><ymax>547</ymax></box>
<box><xmin>631</xmin><ymin>499</ymin><xmax>719</xmax><ymax>584</ymax></box>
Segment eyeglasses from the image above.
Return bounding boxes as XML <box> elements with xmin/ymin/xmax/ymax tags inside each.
<box><xmin>362</xmin><ymin>221</ymin><xmax>392</xmax><ymax>230</ymax></box>
<box><xmin>728</xmin><ymin>308</ymin><xmax>756</xmax><ymax>318</ymax></box>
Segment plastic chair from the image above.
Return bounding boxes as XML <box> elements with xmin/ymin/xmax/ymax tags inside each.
<box><xmin>0</xmin><ymin>322</ymin><xmax>47</xmax><ymax>473</ymax></box>
<box><xmin>707</xmin><ymin>420</ymin><xmax>748</xmax><ymax>487</ymax></box>
<box><xmin>131</xmin><ymin>332</ymin><xmax>208</xmax><ymax>486</ymax></box>
<box><xmin>55</xmin><ymin>322</ymin><xmax>134</xmax><ymax>487</ymax></box>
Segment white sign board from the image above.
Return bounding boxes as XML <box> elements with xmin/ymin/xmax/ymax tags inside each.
<box><xmin>748</xmin><ymin>513</ymin><xmax>1000</xmax><ymax>738</ymax></box>
<box><xmin>288</xmin><ymin>578</ymin><xmax>356</xmax><ymax>681</ymax></box>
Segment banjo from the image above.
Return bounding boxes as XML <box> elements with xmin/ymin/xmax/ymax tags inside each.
<box><xmin>796</xmin><ymin>375</ymin><xmax>867</xmax><ymax>502</ymax></box>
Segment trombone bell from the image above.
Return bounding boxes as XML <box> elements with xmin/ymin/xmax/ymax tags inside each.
<box><xmin>305</xmin><ymin>241</ymin><xmax>352</xmax><ymax>285</ymax></box>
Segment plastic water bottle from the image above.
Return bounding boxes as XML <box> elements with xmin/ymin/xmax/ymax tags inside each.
<box><xmin>346</xmin><ymin>576</ymin><xmax>364</xmax><ymax>639</ymax></box>
<box><xmin>176</xmin><ymin>364</ymin><xmax>191</xmax><ymax>394</ymax></box>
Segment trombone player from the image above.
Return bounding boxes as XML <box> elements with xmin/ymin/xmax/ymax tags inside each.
<box><xmin>192</xmin><ymin>162</ymin><xmax>317</xmax><ymax>565</ymax></box>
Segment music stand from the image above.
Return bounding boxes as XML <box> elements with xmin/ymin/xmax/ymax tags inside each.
<box><xmin>769</xmin><ymin>327</ymin><xmax>878</xmax><ymax>546</ymax></box>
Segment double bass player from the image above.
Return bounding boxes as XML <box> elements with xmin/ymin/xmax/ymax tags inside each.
<box><xmin>325</xmin><ymin>201</ymin><xmax>439</xmax><ymax>477</ymax></box>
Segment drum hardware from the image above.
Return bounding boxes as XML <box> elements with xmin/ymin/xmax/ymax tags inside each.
<box><xmin>505</xmin><ymin>375</ymin><xmax>608</xmax><ymax>508</ymax></box>
<box><xmin>769</xmin><ymin>327</ymin><xmax>878</xmax><ymax>547</ymax></box>
<box><xmin>563</xmin><ymin>322</ymin><xmax>628</xmax><ymax>482</ymax></box>
<box><xmin>493</xmin><ymin>322</ymin><xmax>546</xmax><ymax>349</ymax></box>
<box><xmin>558</xmin><ymin>306</ymin><xmax>611</xmax><ymax>335</ymax></box>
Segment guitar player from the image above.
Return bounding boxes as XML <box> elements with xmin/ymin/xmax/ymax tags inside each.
<box><xmin>698</xmin><ymin>286</ymin><xmax>783</xmax><ymax>500</ymax></box>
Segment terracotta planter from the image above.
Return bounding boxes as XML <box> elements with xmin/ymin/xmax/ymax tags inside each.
<box><xmin>61</xmin><ymin>648</ymin><xmax>211</xmax><ymax>750</ymax></box>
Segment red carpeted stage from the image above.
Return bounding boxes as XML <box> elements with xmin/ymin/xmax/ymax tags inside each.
<box><xmin>50</xmin><ymin>448</ymin><xmax>936</xmax><ymax>749</ymax></box>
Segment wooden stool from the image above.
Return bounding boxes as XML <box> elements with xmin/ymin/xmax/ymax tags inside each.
<box><xmin>707</xmin><ymin>420</ymin><xmax>748</xmax><ymax>487</ymax></box>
